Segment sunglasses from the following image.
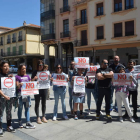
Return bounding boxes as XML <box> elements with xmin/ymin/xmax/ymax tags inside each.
<box><xmin>57</xmin><ymin>67</ymin><xmax>61</xmax><ymax>69</ymax></box>
<box><xmin>39</xmin><ymin>64</ymin><xmax>43</xmax><ymax>66</ymax></box>
<box><xmin>104</xmin><ymin>63</ymin><xmax>108</xmax><ymax>65</ymax></box>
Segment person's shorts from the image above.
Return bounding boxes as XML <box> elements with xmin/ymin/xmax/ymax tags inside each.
<box><xmin>73</xmin><ymin>96</ymin><xmax>85</xmax><ymax>103</ymax></box>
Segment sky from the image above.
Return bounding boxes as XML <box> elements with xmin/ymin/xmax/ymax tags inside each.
<box><xmin>0</xmin><ymin>0</ymin><xmax>40</xmax><ymax>28</ymax></box>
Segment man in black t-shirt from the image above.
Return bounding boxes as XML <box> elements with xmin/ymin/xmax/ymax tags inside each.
<box><xmin>96</xmin><ymin>59</ymin><xmax>113</xmax><ymax>119</ymax></box>
<box><xmin>109</xmin><ymin>56</ymin><xmax>125</xmax><ymax>111</ymax></box>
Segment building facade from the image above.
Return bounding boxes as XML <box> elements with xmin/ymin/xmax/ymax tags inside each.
<box><xmin>0</xmin><ymin>23</ymin><xmax>44</xmax><ymax>71</ymax></box>
<box><xmin>41</xmin><ymin>0</ymin><xmax>77</xmax><ymax>72</ymax></box>
<box><xmin>74</xmin><ymin>0</ymin><xmax>140</xmax><ymax>65</ymax></box>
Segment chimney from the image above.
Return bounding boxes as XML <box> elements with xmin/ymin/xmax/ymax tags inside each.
<box><xmin>23</xmin><ymin>21</ymin><xmax>26</xmax><ymax>26</ymax></box>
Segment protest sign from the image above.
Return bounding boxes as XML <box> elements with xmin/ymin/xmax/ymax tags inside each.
<box><xmin>21</xmin><ymin>82</ymin><xmax>39</xmax><ymax>96</ymax></box>
<box><xmin>74</xmin><ymin>57</ymin><xmax>89</xmax><ymax>68</ymax></box>
<box><xmin>86</xmin><ymin>65</ymin><xmax>100</xmax><ymax>76</ymax></box>
<box><xmin>131</xmin><ymin>65</ymin><xmax>140</xmax><ymax>80</ymax></box>
<box><xmin>37</xmin><ymin>71</ymin><xmax>50</xmax><ymax>89</ymax></box>
<box><xmin>1</xmin><ymin>77</ymin><xmax>16</xmax><ymax>97</ymax></box>
<box><xmin>73</xmin><ymin>76</ymin><xmax>85</xmax><ymax>93</ymax></box>
<box><xmin>53</xmin><ymin>73</ymin><xmax>68</xmax><ymax>86</ymax></box>
<box><xmin>112</xmin><ymin>73</ymin><xmax>132</xmax><ymax>86</ymax></box>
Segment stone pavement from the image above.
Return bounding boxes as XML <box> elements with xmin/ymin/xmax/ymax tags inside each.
<box><xmin>1</xmin><ymin>86</ymin><xmax>140</xmax><ymax>140</ymax></box>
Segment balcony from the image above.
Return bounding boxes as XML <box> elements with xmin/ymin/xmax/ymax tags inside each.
<box><xmin>60</xmin><ymin>6</ymin><xmax>70</xmax><ymax>13</ymax></box>
<box><xmin>60</xmin><ymin>31</ymin><xmax>71</xmax><ymax>38</ymax></box>
<box><xmin>7</xmin><ymin>39</ymin><xmax>11</xmax><ymax>44</ymax></box>
<box><xmin>41</xmin><ymin>34</ymin><xmax>55</xmax><ymax>41</ymax></box>
<box><xmin>74</xmin><ymin>0</ymin><xmax>90</xmax><ymax>7</ymax></box>
<box><xmin>3</xmin><ymin>50</ymin><xmax>25</xmax><ymax>57</ymax></box>
<box><xmin>74</xmin><ymin>39</ymin><xmax>88</xmax><ymax>47</ymax></box>
<box><xmin>18</xmin><ymin>36</ymin><xmax>22</xmax><ymax>41</ymax></box>
<box><xmin>74</xmin><ymin>18</ymin><xmax>87</xmax><ymax>26</ymax></box>
<box><xmin>0</xmin><ymin>42</ymin><xmax>3</xmax><ymax>46</ymax></box>
<box><xmin>41</xmin><ymin>10</ymin><xmax>55</xmax><ymax>21</ymax></box>
<box><xmin>12</xmin><ymin>38</ymin><xmax>16</xmax><ymax>43</ymax></box>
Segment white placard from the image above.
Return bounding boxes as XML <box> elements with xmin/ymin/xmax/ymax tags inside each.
<box><xmin>53</xmin><ymin>73</ymin><xmax>68</xmax><ymax>86</ymax></box>
<box><xmin>86</xmin><ymin>65</ymin><xmax>100</xmax><ymax>76</ymax></box>
<box><xmin>131</xmin><ymin>65</ymin><xmax>140</xmax><ymax>80</ymax></box>
<box><xmin>74</xmin><ymin>57</ymin><xmax>89</xmax><ymax>68</ymax></box>
<box><xmin>21</xmin><ymin>82</ymin><xmax>39</xmax><ymax>96</ymax></box>
<box><xmin>73</xmin><ymin>76</ymin><xmax>85</xmax><ymax>93</ymax></box>
<box><xmin>113</xmin><ymin>73</ymin><xmax>132</xmax><ymax>86</ymax></box>
<box><xmin>37</xmin><ymin>71</ymin><xmax>50</xmax><ymax>89</ymax></box>
<box><xmin>1</xmin><ymin>77</ymin><xmax>16</xmax><ymax>98</ymax></box>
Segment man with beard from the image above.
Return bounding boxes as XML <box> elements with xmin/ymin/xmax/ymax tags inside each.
<box><xmin>124</xmin><ymin>60</ymin><xmax>138</xmax><ymax>119</ymax></box>
<box><xmin>109</xmin><ymin>56</ymin><xmax>125</xmax><ymax>112</ymax></box>
<box><xmin>96</xmin><ymin>59</ymin><xmax>113</xmax><ymax>119</ymax></box>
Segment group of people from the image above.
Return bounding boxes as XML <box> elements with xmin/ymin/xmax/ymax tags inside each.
<box><xmin>0</xmin><ymin>56</ymin><xmax>139</xmax><ymax>137</ymax></box>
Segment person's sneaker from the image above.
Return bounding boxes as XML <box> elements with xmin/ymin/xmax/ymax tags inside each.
<box><xmin>119</xmin><ymin>117</ymin><xmax>123</xmax><ymax>123</ymax></box>
<box><xmin>114</xmin><ymin>108</ymin><xmax>118</xmax><ymax>112</ymax></box>
<box><xmin>0</xmin><ymin>128</ymin><xmax>3</xmax><ymax>137</ymax></box>
<box><xmin>123</xmin><ymin>113</ymin><xmax>129</xmax><ymax>118</ymax></box>
<box><xmin>100</xmin><ymin>111</ymin><xmax>104</xmax><ymax>115</ymax></box>
<box><xmin>110</xmin><ymin>108</ymin><xmax>113</xmax><ymax>112</ymax></box>
<box><xmin>53</xmin><ymin>116</ymin><xmax>57</xmax><ymax>121</ymax></box>
<box><xmin>74</xmin><ymin>115</ymin><xmax>78</xmax><ymax>120</ymax></box>
<box><xmin>96</xmin><ymin>114</ymin><xmax>100</xmax><ymax>120</ymax></box>
<box><xmin>19</xmin><ymin>121</ymin><xmax>23</xmax><ymax>128</ymax></box>
<box><xmin>7</xmin><ymin>126</ymin><xmax>16</xmax><ymax>133</ymax></box>
<box><xmin>133</xmin><ymin>115</ymin><xmax>138</xmax><ymax>119</ymax></box>
<box><xmin>26</xmin><ymin>122</ymin><xmax>36</xmax><ymax>129</ymax></box>
<box><xmin>130</xmin><ymin>117</ymin><xmax>135</xmax><ymax>123</ymax></box>
<box><xmin>63</xmin><ymin>116</ymin><xmax>69</xmax><ymax>120</ymax></box>
<box><xmin>88</xmin><ymin>110</ymin><xmax>91</xmax><ymax>115</ymax></box>
<box><xmin>106</xmin><ymin>114</ymin><xmax>112</xmax><ymax>119</ymax></box>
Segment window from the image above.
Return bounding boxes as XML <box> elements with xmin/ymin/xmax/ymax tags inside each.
<box><xmin>0</xmin><ymin>37</ymin><xmax>3</xmax><ymax>45</ymax></box>
<box><xmin>81</xmin><ymin>9</ymin><xmax>87</xmax><ymax>24</ymax></box>
<box><xmin>97</xmin><ymin>26</ymin><xmax>104</xmax><ymax>39</ymax></box>
<box><xmin>63</xmin><ymin>0</ymin><xmax>68</xmax><ymax>7</ymax></box>
<box><xmin>125</xmin><ymin>20</ymin><xmax>134</xmax><ymax>36</ymax></box>
<box><xmin>7</xmin><ymin>47</ymin><xmax>10</xmax><ymax>55</ymax></box>
<box><xmin>12</xmin><ymin>33</ymin><xmax>16</xmax><ymax>42</ymax></box>
<box><xmin>114</xmin><ymin>0</ymin><xmax>122</xmax><ymax>12</ymax></box>
<box><xmin>19</xmin><ymin>45</ymin><xmax>23</xmax><ymax>55</ymax></box>
<box><xmin>125</xmin><ymin>0</ymin><xmax>134</xmax><ymax>10</ymax></box>
<box><xmin>7</xmin><ymin>35</ymin><xmax>11</xmax><ymax>44</ymax></box>
<box><xmin>97</xmin><ymin>3</ymin><xmax>103</xmax><ymax>16</ymax></box>
<box><xmin>13</xmin><ymin>47</ymin><xmax>16</xmax><ymax>55</ymax></box>
<box><xmin>114</xmin><ymin>23</ymin><xmax>122</xmax><ymax>37</ymax></box>
<box><xmin>1</xmin><ymin>49</ymin><xmax>3</xmax><ymax>56</ymax></box>
<box><xmin>63</xmin><ymin>19</ymin><xmax>69</xmax><ymax>33</ymax></box>
<box><xmin>19</xmin><ymin>31</ymin><xmax>22</xmax><ymax>41</ymax></box>
<box><xmin>49</xmin><ymin>23</ymin><xmax>54</xmax><ymax>34</ymax></box>
<box><xmin>81</xmin><ymin>30</ymin><xmax>87</xmax><ymax>46</ymax></box>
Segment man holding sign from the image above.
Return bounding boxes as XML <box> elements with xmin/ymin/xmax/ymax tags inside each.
<box><xmin>96</xmin><ymin>59</ymin><xmax>113</xmax><ymax>120</ymax></box>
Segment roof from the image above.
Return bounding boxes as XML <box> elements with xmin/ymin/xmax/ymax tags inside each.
<box><xmin>0</xmin><ymin>26</ymin><xmax>14</xmax><ymax>30</ymax></box>
<box><xmin>0</xmin><ymin>24</ymin><xmax>40</xmax><ymax>35</ymax></box>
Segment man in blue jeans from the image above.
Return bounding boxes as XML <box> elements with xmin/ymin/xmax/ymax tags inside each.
<box><xmin>109</xmin><ymin>55</ymin><xmax>125</xmax><ymax>112</ymax></box>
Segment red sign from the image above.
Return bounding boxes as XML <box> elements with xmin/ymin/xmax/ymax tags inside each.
<box><xmin>57</xmin><ymin>75</ymin><xmax>65</xmax><ymax>80</ymax></box>
<box><xmin>78</xmin><ymin>58</ymin><xmax>86</xmax><ymax>63</ymax></box>
<box><xmin>4</xmin><ymin>78</ymin><xmax>13</xmax><ymax>88</ymax></box>
<box><xmin>26</xmin><ymin>83</ymin><xmax>34</xmax><ymax>89</ymax></box>
<box><xmin>76</xmin><ymin>77</ymin><xmax>84</xmax><ymax>85</ymax></box>
<box><xmin>39</xmin><ymin>72</ymin><xmax>48</xmax><ymax>81</ymax></box>
<box><xmin>118</xmin><ymin>74</ymin><xmax>126</xmax><ymax>80</ymax></box>
<box><xmin>90</xmin><ymin>67</ymin><xmax>97</xmax><ymax>72</ymax></box>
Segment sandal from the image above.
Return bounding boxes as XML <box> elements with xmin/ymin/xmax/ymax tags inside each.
<box><xmin>42</xmin><ymin>117</ymin><xmax>48</xmax><ymax>123</ymax></box>
<box><xmin>37</xmin><ymin>118</ymin><xmax>42</xmax><ymax>124</ymax></box>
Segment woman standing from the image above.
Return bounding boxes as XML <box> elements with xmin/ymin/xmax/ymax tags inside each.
<box><xmin>52</xmin><ymin>64</ymin><xmax>68</xmax><ymax>121</ymax></box>
<box><xmin>31</xmin><ymin>60</ymin><xmax>48</xmax><ymax>124</ymax></box>
<box><xmin>0</xmin><ymin>61</ymin><xmax>15</xmax><ymax>137</ymax></box>
<box><xmin>16</xmin><ymin>64</ymin><xmax>35</xmax><ymax>128</ymax></box>
<box><xmin>72</xmin><ymin>68</ymin><xmax>86</xmax><ymax>120</ymax></box>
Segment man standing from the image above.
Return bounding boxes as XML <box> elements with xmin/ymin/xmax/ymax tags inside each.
<box><xmin>124</xmin><ymin>60</ymin><xmax>138</xmax><ymax>119</ymax></box>
<box><xmin>96</xmin><ymin>59</ymin><xmax>113</xmax><ymax>119</ymax></box>
<box><xmin>109</xmin><ymin>55</ymin><xmax>125</xmax><ymax>111</ymax></box>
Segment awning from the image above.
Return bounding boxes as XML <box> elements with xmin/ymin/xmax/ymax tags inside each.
<box><xmin>76</xmin><ymin>47</ymin><xmax>93</xmax><ymax>52</ymax></box>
